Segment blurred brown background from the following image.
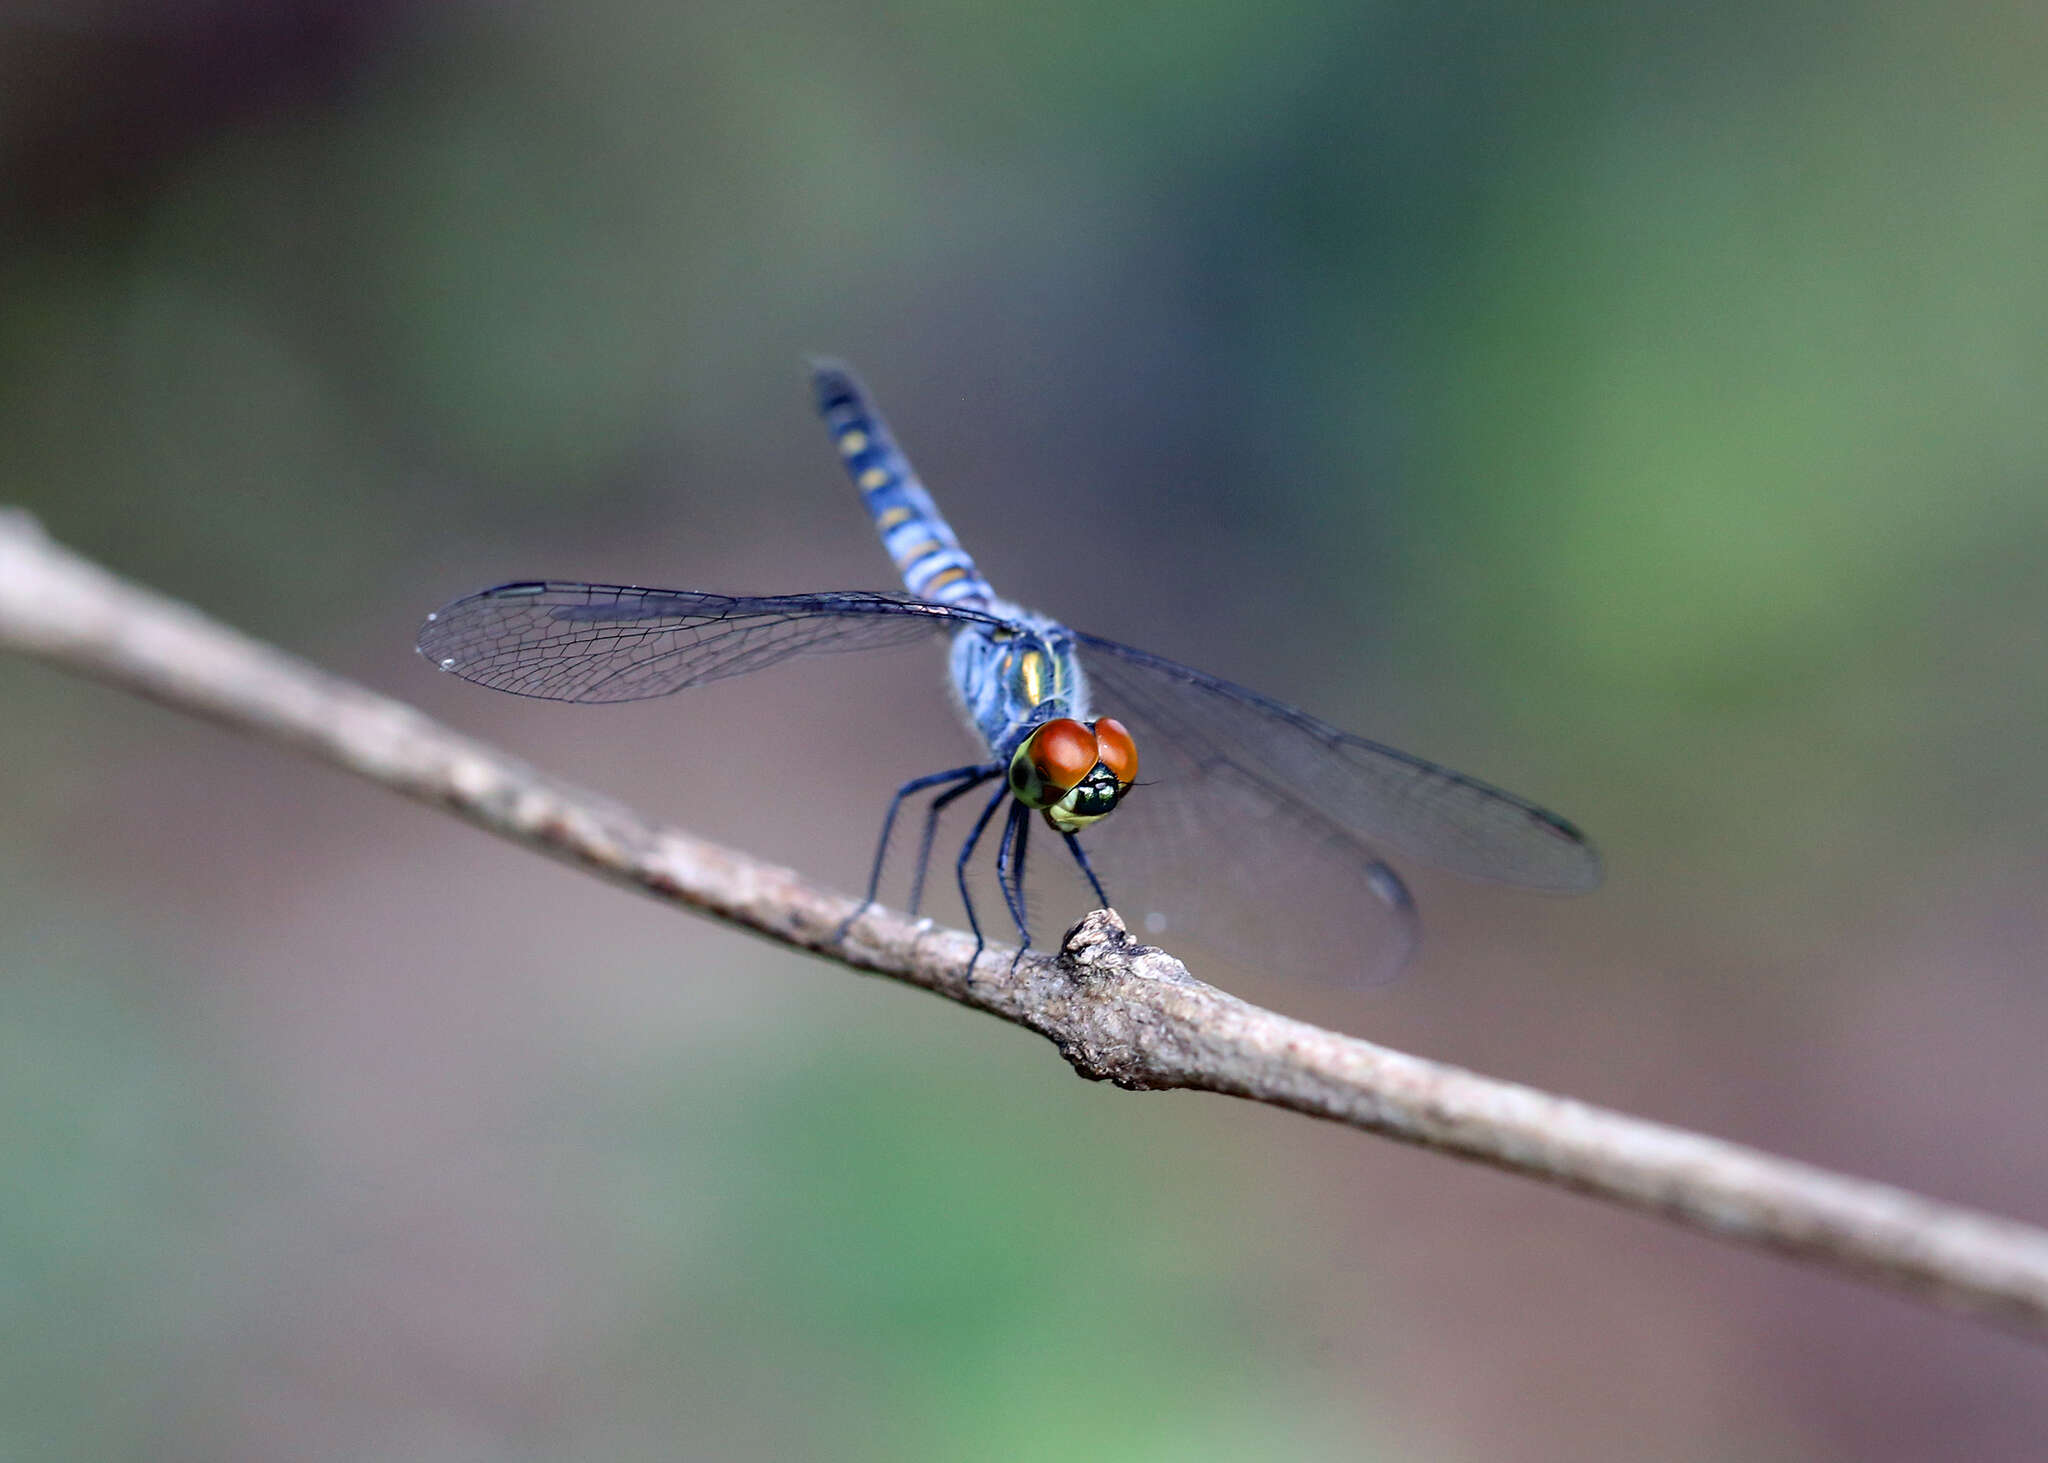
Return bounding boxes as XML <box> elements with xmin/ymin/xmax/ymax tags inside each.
<box><xmin>4</xmin><ymin>2</ymin><xmax>2047</xmax><ymax>1459</ymax></box>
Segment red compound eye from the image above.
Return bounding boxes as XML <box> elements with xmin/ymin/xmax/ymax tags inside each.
<box><xmin>1092</xmin><ymin>718</ymin><xmax>1138</xmax><ymax>785</ymax></box>
<box><xmin>1027</xmin><ymin>718</ymin><xmax>1098</xmax><ymax>792</ymax></box>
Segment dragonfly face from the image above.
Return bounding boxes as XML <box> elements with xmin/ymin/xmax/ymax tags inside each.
<box><xmin>1008</xmin><ymin>716</ymin><xmax>1139</xmax><ymax>832</ymax></box>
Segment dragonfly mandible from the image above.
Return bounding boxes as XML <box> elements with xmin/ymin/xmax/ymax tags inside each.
<box><xmin>418</xmin><ymin>362</ymin><xmax>1601</xmax><ymax>977</ymax></box>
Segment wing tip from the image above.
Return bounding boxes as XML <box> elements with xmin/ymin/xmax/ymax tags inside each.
<box><xmin>1368</xmin><ymin>859</ymin><xmax>1422</xmax><ymax>978</ymax></box>
<box><xmin>1528</xmin><ymin>807</ymin><xmax>1605</xmax><ymax>892</ymax></box>
<box><xmin>415</xmin><ymin>611</ymin><xmax>452</xmax><ymax>668</ymax></box>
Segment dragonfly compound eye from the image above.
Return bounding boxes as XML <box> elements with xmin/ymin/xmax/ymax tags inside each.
<box><xmin>1009</xmin><ymin>717</ymin><xmax>1097</xmax><ymax>808</ymax></box>
<box><xmin>1091</xmin><ymin>717</ymin><xmax>1138</xmax><ymax>786</ymax></box>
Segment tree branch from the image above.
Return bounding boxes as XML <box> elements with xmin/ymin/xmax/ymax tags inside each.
<box><xmin>5</xmin><ymin>506</ymin><xmax>2047</xmax><ymax>1340</ymax></box>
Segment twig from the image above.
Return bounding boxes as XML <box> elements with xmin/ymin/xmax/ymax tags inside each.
<box><xmin>4</xmin><ymin>506</ymin><xmax>2047</xmax><ymax>1340</ymax></box>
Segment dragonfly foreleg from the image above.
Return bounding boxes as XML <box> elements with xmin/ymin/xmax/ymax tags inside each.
<box><xmin>1060</xmin><ymin>830</ymin><xmax>1112</xmax><ymax>911</ymax></box>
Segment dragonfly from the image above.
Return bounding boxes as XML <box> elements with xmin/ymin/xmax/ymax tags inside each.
<box><xmin>418</xmin><ymin>362</ymin><xmax>1600</xmax><ymax>979</ymax></box>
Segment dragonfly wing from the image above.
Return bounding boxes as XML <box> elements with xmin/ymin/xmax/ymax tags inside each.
<box><xmin>1071</xmin><ymin>741</ymin><xmax>1424</xmax><ymax>985</ymax></box>
<box><xmin>418</xmin><ymin>581</ymin><xmax>1005</xmax><ymax>703</ymax></box>
<box><xmin>1073</xmin><ymin>633</ymin><xmax>1601</xmax><ymax>892</ymax></box>
<box><xmin>1065</xmin><ymin>633</ymin><xmax>1596</xmax><ymax>983</ymax></box>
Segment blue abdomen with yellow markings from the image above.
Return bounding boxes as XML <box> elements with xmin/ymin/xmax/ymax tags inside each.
<box><xmin>814</xmin><ymin>360</ymin><xmax>1086</xmax><ymax>757</ymax></box>
<box><xmin>813</xmin><ymin>361</ymin><xmax>995</xmax><ymax>612</ymax></box>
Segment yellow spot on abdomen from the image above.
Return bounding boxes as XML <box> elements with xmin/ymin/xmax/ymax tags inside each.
<box><xmin>877</xmin><ymin>506</ymin><xmax>914</xmax><ymax>529</ymax></box>
<box><xmin>859</xmin><ymin>467</ymin><xmax>889</xmax><ymax>490</ymax></box>
<box><xmin>924</xmin><ymin>566</ymin><xmax>969</xmax><ymax>591</ymax></box>
<box><xmin>838</xmin><ymin>431</ymin><xmax>869</xmax><ymax>455</ymax></box>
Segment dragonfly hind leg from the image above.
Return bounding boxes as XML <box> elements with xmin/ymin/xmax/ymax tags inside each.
<box><xmin>906</xmin><ymin>766</ymin><xmax>1002</xmax><ymax>917</ymax></box>
<box><xmin>834</xmin><ymin>762</ymin><xmax>998</xmax><ymax>945</ymax></box>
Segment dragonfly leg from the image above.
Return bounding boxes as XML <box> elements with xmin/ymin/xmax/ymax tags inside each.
<box><xmin>954</xmin><ymin>783</ymin><xmax>1013</xmax><ymax>979</ymax></box>
<box><xmin>998</xmin><ymin>803</ymin><xmax>1033</xmax><ymax>970</ymax></box>
<box><xmin>907</xmin><ymin>764</ymin><xmax>1002</xmax><ymax>916</ymax></box>
<box><xmin>834</xmin><ymin>762</ymin><xmax>996</xmax><ymax>943</ymax></box>
<box><xmin>1060</xmin><ymin>830</ymin><xmax>1112</xmax><ymax>910</ymax></box>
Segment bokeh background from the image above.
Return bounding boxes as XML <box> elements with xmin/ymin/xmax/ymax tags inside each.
<box><xmin>5</xmin><ymin>2</ymin><xmax>2047</xmax><ymax>1458</ymax></box>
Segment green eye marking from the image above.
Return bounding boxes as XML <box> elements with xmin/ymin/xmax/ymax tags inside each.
<box><xmin>1041</xmin><ymin>764</ymin><xmax>1125</xmax><ymax>833</ymax></box>
<box><xmin>1007</xmin><ymin>739</ymin><xmax>1054</xmax><ymax>809</ymax></box>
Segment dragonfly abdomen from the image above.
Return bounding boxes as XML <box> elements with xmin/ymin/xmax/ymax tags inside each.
<box><xmin>812</xmin><ymin>361</ymin><xmax>995</xmax><ymax>611</ymax></box>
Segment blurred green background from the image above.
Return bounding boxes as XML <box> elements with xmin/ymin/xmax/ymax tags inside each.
<box><xmin>5</xmin><ymin>2</ymin><xmax>2048</xmax><ymax>1459</ymax></box>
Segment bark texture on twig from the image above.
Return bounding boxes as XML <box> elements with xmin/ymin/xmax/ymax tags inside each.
<box><xmin>4</xmin><ymin>507</ymin><xmax>2047</xmax><ymax>1340</ymax></box>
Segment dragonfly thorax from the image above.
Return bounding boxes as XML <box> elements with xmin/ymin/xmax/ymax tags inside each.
<box><xmin>948</xmin><ymin>607</ymin><xmax>1089</xmax><ymax>754</ymax></box>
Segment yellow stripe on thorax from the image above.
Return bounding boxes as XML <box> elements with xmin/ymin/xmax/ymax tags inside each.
<box><xmin>1018</xmin><ymin>648</ymin><xmax>1047</xmax><ymax>705</ymax></box>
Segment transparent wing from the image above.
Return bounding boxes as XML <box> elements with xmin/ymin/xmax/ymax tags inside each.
<box><xmin>1066</xmin><ymin>633</ymin><xmax>1598</xmax><ymax>984</ymax></box>
<box><xmin>417</xmin><ymin>581</ymin><xmax>1007</xmax><ymax>703</ymax></box>
<box><xmin>1074</xmin><ymin>632</ymin><xmax>1602</xmax><ymax>892</ymax></box>
<box><xmin>1067</xmin><ymin>744</ymin><xmax>1428</xmax><ymax>986</ymax></box>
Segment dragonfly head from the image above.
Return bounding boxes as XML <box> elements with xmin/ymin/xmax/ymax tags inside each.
<box><xmin>1009</xmin><ymin>717</ymin><xmax>1138</xmax><ymax>832</ymax></box>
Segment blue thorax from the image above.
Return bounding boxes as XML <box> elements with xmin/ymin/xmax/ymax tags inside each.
<box><xmin>947</xmin><ymin>601</ymin><xmax>1093</xmax><ymax>758</ymax></box>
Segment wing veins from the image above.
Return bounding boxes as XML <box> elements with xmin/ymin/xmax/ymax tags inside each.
<box><xmin>1074</xmin><ymin>631</ymin><xmax>1599</xmax><ymax>891</ymax></box>
<box><xmin>419</xmin><ymin>583</ymin><xmax>1010</xmax><ymax>705</ymax></box>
